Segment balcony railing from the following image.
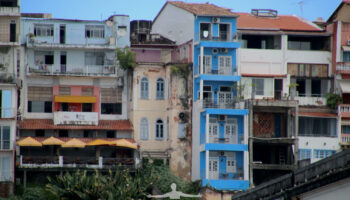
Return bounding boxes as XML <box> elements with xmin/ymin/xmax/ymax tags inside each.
<box><xmin>54</xmin><ymin>111</ymin><xmax>98</xmax><ymax>125</ymax></box>
<box><xmin>336</xmin><ymin>63</ymin><xmax>350</xmax><ymax>72</ymax></box>
<box><xmin>339</xmin><ymin>104</ymin><xmax>350</xmax><ymax>117</ymax></box>
<box><xmin>341</xmin><ymin>134</ymin><xmax>350</xmax><ymax>145</ymax></box>
<box><xmin>208</xmin><ymin>136</ymin><xmax>244</xmax><ymax>144</ymax></box>
<box><xmin>199</xmin><ymin>98</ymin><xmax>245</xmax><ymax>109</ymax></box>
<box><xmin>19</xmin><ymin>155</ymin><xmax>135</xmax><ymax>169</ymax></box>
<box><xmin>0</xmin><ymin>7</ymin><xmax>20</xmax><ymax>16</ymax></box>
<box><xmin>202</xmin><ymin>66</ymin><xmax>233</xmax><ymax>75</ymax></box>
<box><xmin>28</xmin><ymin>64</ymin><xmax>118</xmax><ymax>77</ymax></box>
<box><xmin>197</xmin><ymin>34</ymin><xmax>233</xmax><ymax>42</ymax></box>
<box><xmin>0</xmin><ymin>107</ymin><xmax>17</xmax><ymax>118</ymax></box>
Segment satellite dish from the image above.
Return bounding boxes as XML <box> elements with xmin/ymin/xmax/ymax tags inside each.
<box><xmin>203</xmin><ymin>30</ymin><xmax>209</xmax><ymax>38</ymax></box>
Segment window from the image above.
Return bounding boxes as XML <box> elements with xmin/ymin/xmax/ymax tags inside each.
<box><xmin>28</xmin><ymin>101</ymin><xmax>52</xmax><ymax>113</ymax></box>
<box><xmin>85</xmin><ymin>52</ymin><xmax>104</xmax><ymax>66</ymax></box>
<box><xmin>225</xmin><ymin>118</ymin><xmax>238</xmax><ymax>143</ymax></box>
<box><xmin>199</xmin><ymin>55</ymin><xmax>212</xmax><ymax>74</ymax></box>
<box><xmin>299</xmin><ymin>117</ymin><xmax>337</xmax><ymax>137</ymax></box>
<box><xmin>178</xmin><ymin>123</ymin><xmax>186</xmax><ymax>139</ymax></box>
<box><xmin>59</xmin><ymin>130</ymin><xmax>68</xmax><ymax>137</ymax></box>
<box><xmin>218</xmin><ymin>56</ymin><xmax>232</xmax><ymax>75</ymax></box>
<box><xmin>219</xmin><ymin>24</ymin><xmax>229</xmax><ymax>41</ymax></box>
<box><xmin>106</xmin><ymin>131</ymin><xmax>115</xmax><ymax>138</ymax></box>
<box><xmin>299</xmin><ymin>149</ymin><xmax>312</xmax><ymax>160</ymax></box>
<box><xmin>34</xmin><ymin>24</ymin><xmax>54</xmax><ymax>37</ymax></box>
<box><xmin>83</xmin><ymin>130</ymin><xmax>91</xmax><ymax>138</ymax></box>
<box><xmin>85</xmin><ymin>25</ymin><xmax>104</xmax><ymax>38</ymax></box>
<box><xmin>155</xmin><ymin>119</ymin><xmax>164</xmax><ymax>140</ymax></box>
<box><xmin>343</xmin><ymin>126</ymin><xmax>350</xmax><ymax>134</ymax></box>
<box><xmin>226</xmin><ymin>156</ymin><xmax>236</xmax><ymax>173</ymax></box>
<box><xmin>311</xmin><ymin>79</ymin><xmax>321</xmax><ymax>97</ymax></box>
<box><xmin>59</xmin><ymin>87</ymin><xmax>71</xmax><ymax>95</ymax></box>
<box><xmin>82</xmin><ymin>87</ymin><xmax>93</xmax><ymax>96</ymax></box>
<box><xmin>314</xmin><ymin>149</ymin><xmax>335</xmax><ymax>159</ymax></box>
<box><xmin>209</xmin><ymin>123</ymin><xmax>218</xmax><ymax>137</ymax></box>
<box><xmin>0</xmin><ymin>126</ymin><xmax>10</xmax><ymax>150</ymax></box>
<box><xmin>35</xmin><ymin>130</ymin><xmax>45</xmax><ymax>137</ymax></box>
<box><xmin>252</xmin><ymin>78</ymin><xmax>264</xmax><ymax>95</ymax></box>
<box><xmin>200</xmin><ymin>23</ymin><xmax>211</xmax><ymax>40</ymax></box>
<box><xmin>140</xmin><ymin>77</ymin><xmax>149</xmax><ymax>99</ymax></box>
<box><xmin>82</xmin><ymin>103</ymin><xmax>93</xmax><ymax>112</ymax></box>
<box><xmin>156</xmin><ymin>78</ymin><xmax>165</xmax><ymax>99</ymax></box>
<box><xmin>343</xmin><ymin>52</ymin><xmax>350</xmax><ymax>62</ymax></box>
<box><xmin>101</xmin><ymin>103</ymin><xmax>122</xmax><ymax>115</ymax></box>
<box><xmin>139</xmin><ymin>118</ymin><xmax>149</xmax><ymax>140</ymax></box>
<box><xmin>0</xmin><ymin>154</ymin><xmax>12</xmax><ymax>181</ymax></box>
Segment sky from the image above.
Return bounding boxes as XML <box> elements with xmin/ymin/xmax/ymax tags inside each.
<box><xmin>21</xmin><ymin>0</ymin><xmax>342</xmax><ymax>22</ymax></box>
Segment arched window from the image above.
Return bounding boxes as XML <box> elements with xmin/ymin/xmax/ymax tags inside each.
<box><xmin>155</xmin><ymin>119</ymin><xmax>164</xmax><ymax>140</ymax></box>
<box><xmin>140</xmin><ymin>77</ymin><xmax>149</xmax><ymax>99</ymax></box>
<box><xmin>156</xmin><ymin>78</ymin><xmax>164</xmax><ymax>99</ymax></box>
<box><xmin>139</xmin><ymin>118</ymin><xmax>149</xmax><ymax>140</ymax></box>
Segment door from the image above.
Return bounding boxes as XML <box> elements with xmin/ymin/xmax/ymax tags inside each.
<box><xmin>60</xmin><ymin>25</ymin><xmax>66</xmax><ymax>44</ymax></box>
<box><xmin>219</xmin><ymin>156</ymin><xmax>227</xmax><ymax>178</ymax></box>
<box><xmin>218</xmin><ymin>56</ymin><xmax>231</xmax><ymax>75</ymax></box>
<box><xmin>209</xmin><ymin>123</ymin><xmax>218</xmax><ymax>143</ymax></box>
<box><xmin>60</xmin><ymin>52</ymin><xmax>66</xmax><ymax>73</ymax></box>
<box><xmin>225</xmin><ymin>123</ymin><xmax>237</xmax><ymax>144</ymax></box>
<box><xmin>218</xmin><ymin>92</ymin><xmax>232</xmax><ymax>108</ymax></box>
<box><xmin>209</xmin><ymin>157</ymin><xmax>219</xmax><ymax>179</ymax></box>
<box><xmin>274</xmin><ymin>79</ymin><xmax>282</xmax><ymax>99</ymax></box>
<box><xmin>10</xmin><ymin>23</ymin><xmax>16</xmax><ymax>42</ymax></box>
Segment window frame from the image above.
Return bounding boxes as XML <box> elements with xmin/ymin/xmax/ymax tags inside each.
<box><xmin>156</xmin><ymin>78</ymin><xmax>165</xmax><ymax>100</ymax></box>
<box><xmin>85</xmin><ymin>25</ymin><xmax>105</xmax><ymax>38</ymax></box>
<box><xmin>139</xmin><ymin>118</ymin><xmax>149</xmax><ymax>140</ymax></box>
<box><xmin>34</xmin><ymin>24</ymin><xmax>54</xmax><ymax>37</ymax></box>
<box><xmin>140</xmin><ymin>77</ymin><xmax>149</xmax><ymax>99</ymax></box>
<box><xmin>252</xmin><ymin>78</ymin><xmax>264</xmax><ymax>95</ymax></box>
<box><xmin>0</xmin><ymin>126</ymin><xmax>10</xmax><ymax>150</ymax></box>
<box><xmin>155</xmin><ymin>119</ymin><xmax>164</xmax><ymax>140</ymax></box>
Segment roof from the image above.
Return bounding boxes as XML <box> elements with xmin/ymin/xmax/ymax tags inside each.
<box><xmin>168</xmin><ymin>1</ymin><xmax>237</xmax><ymax>17</ymax></box>
<box><xmin>299</xmin><ymin>112</ymin><xmax>338</xmax><ymax>118</ymax></box>
<box><xmin>18</xmin><ymin>119</ymin><xmax>133</xmax><ymax>131</ymax></box>
<box><xmin>236</xmin><ymin>12</ymin><xmax>322</xmax><ymax>32</ymax></box>
<box><xmin>327</xmin><ymin>0</ymin><xmax>350</xmax><ymax>23</ymax></box>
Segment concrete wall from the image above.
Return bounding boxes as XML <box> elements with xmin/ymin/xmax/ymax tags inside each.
<box><xmin>152</xmin><ymin>3</ymin><xmax>194</xmax><ymax>44</ymax></box>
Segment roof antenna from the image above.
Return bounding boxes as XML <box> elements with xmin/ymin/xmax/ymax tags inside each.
<box><xmin>297</xmin><ymin>0</ymin><xmax>304</xmax><ymax>17</ymax></box>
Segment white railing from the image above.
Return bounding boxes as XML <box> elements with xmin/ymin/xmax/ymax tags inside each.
<box><xmin>199</xmin><ymin>98</ymin><xmax>245</xmax><ymax>109</ymax></box>
<box><xmin>341</xmin><ymin>134</ymin><xmax>350</xmax><ymax>144</ymax></box>
<box><xmin>28</xmin><ymin>64</ymin><xmax>118</xmax><ymax>76</ymax></box>
<box><xmin>54</xmin><ymin>112</ymin><xmax>98</xmax><ymax>125</ymax></box>
<box><xmin>336</xmin><ymin>64</ymin><xmax>350</xmax><ymax>71</ymax></box>
<box><xmin>339</xmin><ymin>104</ymin><xmax>350</xmax><ymax>116</ymax></box>
<box><xmin>19</xmin><ymin>155</ymin><xmax>135</xmax><ymax>169</ymax></box>
<box><xmin>0</xmin><ymin>7</ymin><xmax>19</xmax><ymax>16</ymax></box>
<box><xmin>202</xmin><ymin>66</ymin><xmax>233</xmax><ymax>75</ymax></box>
<box><xmin>294</xmin><ymin>96</ymin><xmax>326</xmax><ymax>106</ymax></box>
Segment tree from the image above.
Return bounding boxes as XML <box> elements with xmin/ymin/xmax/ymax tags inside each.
<box><xmin>116</xmin><ymin>47</ymin><xmax>136</xmax><ymax>71</ymax></box>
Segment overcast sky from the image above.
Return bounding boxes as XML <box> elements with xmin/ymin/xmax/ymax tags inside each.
<box><xmin>21</xmin><ymin>0</ymin><xmax>342</xmax><ymax>22</ymax></box>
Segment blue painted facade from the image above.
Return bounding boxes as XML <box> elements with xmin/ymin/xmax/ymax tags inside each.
<box><xmin>193</xmin><ymin>15</ymin><xmax>249</xmax><ymax>190</ymax></box>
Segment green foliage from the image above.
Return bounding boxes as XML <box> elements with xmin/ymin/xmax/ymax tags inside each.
<box><xmin>326</xmin><ymin>93</ymin><xmax>342</xmax><ymax>109</ymax></box>
<box><xmin>170</xmin><ymin>64</ymin><xmax>190</xmax><ymax>79</ymax></box>
<box><xmin>116</xmin><ymin>47</ymin><xmax>136</xmax><ymax>71</ymax></box>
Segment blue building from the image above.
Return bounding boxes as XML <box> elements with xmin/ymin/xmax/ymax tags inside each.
<box><xmin>152</xmin><ymin>1</ymin><xmax>249</xmax><ymax>190</ymax></box>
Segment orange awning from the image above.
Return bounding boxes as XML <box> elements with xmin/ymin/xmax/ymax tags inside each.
<box><xmin>113</xmin><ymin>139</ymin><xmax>138</xmax><ymax>149</ymax></box>
<box><xmin>86</xmin><ymin>139</ymin><xmax>115</xmax><ymax>146</ymax></box>
<box><xmin>54</xmin><ymin>95</ymin><xmax>96</xmax><ymax>103</ymax></box>
<box><xmin>17</xmin><ymin>137</ymin><xmax>42</xmax><ymax>147</ymax></box>
<box><xmin>42</xmin><ymin>137</ymin><xmax>65</xmax><ymax>145</ymax></box>
<box><xmin>61</xmin><ymin>138</ymin><xmax>85</xmax><ymax>148</ymax></box>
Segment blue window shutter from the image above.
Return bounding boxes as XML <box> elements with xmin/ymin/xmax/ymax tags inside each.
<box><xmin>2</xmin><ymin>90</ymin><xmax>12</xmax><ymax>118</ymax></box>
<box><xmin>178</xmin><ymin>123</ymin><xmax>186</xmax><ymax>138</ymax></box>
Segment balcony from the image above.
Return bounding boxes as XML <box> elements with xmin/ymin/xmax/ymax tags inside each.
<box><xmin>339</xmin><ymin>104</ymin><xmax>350</xmax><ymax>118</ymax></box>
<box><xmin>341</xmin><ymin>134</ymin><xmax>350</xmax><ymax>145</ymax></box>
<box><xmin>202</xmin><ymin>66</ymin><xmax>233</xmax><ymax>76</ymax></box>
<box><xmin>200</xmin><ymin>98</ymin><xmax>245</xmax><ymax>109</ymax></box>
<box><xmin>294</xmin><ymin>95</ymin><xmax>326</xmax><ymax>106</ymax></box>
<box><xmin>0</xmin><ymin>6</ymin><xmax>20</xmax><ymax>16</ymax></box>
<box><xmin>0</xmin><ymin>72</ymin><xmax>16</xmax><ymax>84</ymax></box>
<box><xmin>19</xmin><ymin>155</ymin><xmax>135</xmax><ymax>169</ymax></box>
<box><xmin>336</xmin><ymin>63</ymin><xmax>350</xmax><ymax>74</ymax></box>
<box><xmin>27</xmin><ymin>64</ymin><xmax>119</xmax><ymax>77</ymax></box>
<box><xmin>53</xmin><ymin>112</ymin><xmax>98</xmax><ymax>125</ymax></box>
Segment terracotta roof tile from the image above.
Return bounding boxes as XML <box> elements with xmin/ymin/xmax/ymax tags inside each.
<box><xmin>169</xmin><ymin>1</ymin><xmax>237</xmax><ymax>17</ymax></box>
<box><xmin>236</xmin><ymin>12</ymin><xmax>322</xmax><ymax>32</ymax></box>
<box><xmin>19</xmin><ymin>137</ymin><xmax>136</xmax><ymax>144</ymax></box>
<box><xmin>18</xmin><ymin>119</ymin><xmax>133</xmax><ymax>131</ymax></box>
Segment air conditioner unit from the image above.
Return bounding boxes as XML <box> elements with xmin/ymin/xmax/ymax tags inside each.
<box><xmin>348</xmin><ymin>39</ymin><xmax>350</xmax><ymax>46</ymax></box>
<box><xmin>220</xmin><ymin>48</ymin><xmax>228</xmax><ymax>53</ymax></box>
<box><xmin>212</xmin><ymin>17</ymin><xmax>220</xmax><ymax>23</ymax></box>
<box><xmin>218</xmin><ymin>115</ymin><xmax>226</xmax><ymax>121</ymax></box>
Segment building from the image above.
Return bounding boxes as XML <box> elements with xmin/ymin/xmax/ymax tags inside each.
<box><xmin>152</xmin><ymin>1</ymin><xmax>250</xmax><ymax>191</ymax></box>
<box><xmin>328</xmin><ymin>0</ymin><xmax>350</xmax><ymax>149</ymax></box>
<box><xmin>16</xmin><ymin>14</ymin><xmax>138</xmax><ymax>185</ymax></box>
<box><xmin>0</xmin><ymin>0</ymin><xmax>20</xmax><ymax>196</ymax></box>
<box><xmin>129</xmin><ymin>20</ymin><xmax>193</xmax><ymax>179</ymax></box>
<box><xmin>236</xmin><ymin>9</ymin><xmax>337</xmax><ymax>185</ymax></box>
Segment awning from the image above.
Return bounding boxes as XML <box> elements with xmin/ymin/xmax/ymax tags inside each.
<box><xmin>42</xmin><ymin>136</ymin><xmax>64</xmax><ymax>145</ymax></box>
<box><xmin>339</xmin><ymin>80</ymin><xmax>350</xmax><ymax>93</ymax></box>
<box><xmin>299</xmin><ymin>112</ymin><xmax>338</xmax><ymax>118</ymax></box>
<box><xmin>114</xmin><ymin>139</ymin><xmax>138</xmax><ymax>149</ymax></box>
<box><xmin>86</xmin><ymin>139</ymin><xmax>115</xmax><ymax>146</ymax></box>
<box><xmin>61</xmin><ymin>138</ymin><xmax>85</xmax><ymax>148</ymax></box>
<box><xmin>343</xmin><ymin>46</ymin><xmax>350</xmax><ymax>52</ymax></box>
<box><xmin>17</xmin><ymin>137</ymin><xmax>42</xmax><ymax>147</ymax></box>
<box><xmin>54</xmin><ymin>95</ymin><xmax>96</xmax><ymax>103</ymax></box>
